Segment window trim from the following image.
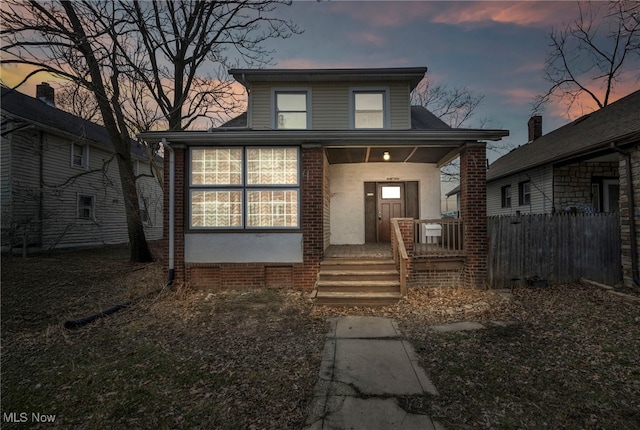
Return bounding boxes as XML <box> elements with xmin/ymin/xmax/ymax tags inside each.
<box><xmin>77</xmin><ymin>194</ymin><xmax>96</xmax><ymax>220</ymax></box>
<box><xmin>349</xmin><ymin>86</ymin><xmax>390</xmax><ymax>129</ymax></box>
<box><xmin>71</xmin><ymin>143</ymin><xmax>89</xmax><ymax>170</ymax></box>
<box><xmin>272</xmin><ymin>87</ymin><xmax>312</xmax><ymax>130</ymax></box>
<box><xmin>518</xmin><ymin>180</ymin><xmax>531</xmax><ymax>206</ymax></box>
<box><xmin>501</xmin><ymin>185</ymin><xmax>512</xmax><ymax>208</ymax></box>
<box><xmin>188</xmin><ymin>146</ymin><xmax>301</xmax><ymax>231</ymax></box>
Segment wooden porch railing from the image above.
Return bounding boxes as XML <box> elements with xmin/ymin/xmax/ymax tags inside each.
<box><xmin>413</xmin><ymin>218</ymin><xmax>465</xmax><ymax>257</ymax></box>
<box><xmin>391</xmin><ymin>219</ymin><xmax>408</xmax><ymax>296</ymax></box>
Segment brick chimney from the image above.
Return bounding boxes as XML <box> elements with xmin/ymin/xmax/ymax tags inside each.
<box><xmin>528</xmin><ymin>115</ymin><xmax>542</xmax><ymax>142</ymax></box>
<box><xmin>36</xmin><ymin>82</ymin><xmax>55</xmax><ymax>107</ymax></box>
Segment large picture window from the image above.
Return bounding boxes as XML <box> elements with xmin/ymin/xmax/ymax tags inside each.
<box><xmin>190</xmin><ymin>147</ymin><xmax>300</xmax><ymax>229</ymax></box>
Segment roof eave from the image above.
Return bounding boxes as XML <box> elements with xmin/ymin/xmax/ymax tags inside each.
<box><xmin>139</xmin><ymin>129</ymin><xmax>509</xmax><ymax>146</ymax></box>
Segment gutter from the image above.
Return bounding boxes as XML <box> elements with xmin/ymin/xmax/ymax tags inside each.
<box><xmin>611</xmin><ymin>143</ymin><xmax>640</xmax><ymax>287</ymax></box>
<box><xmin>161</xmin><ymin>138</ymin><xmax>175</xmax><ymax>285</ymax></box>
<box><xmin>139</xmin><ymin>128</ymin><xmax>509</xmax><ymax>145</ymax></box>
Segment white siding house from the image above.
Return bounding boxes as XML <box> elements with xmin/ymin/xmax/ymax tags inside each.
<box><xmin>487</xmin><ymin>91</ymin><xmax>640</xmax><ymax>216</ymax></box>
<box><xmin>1</xmin><ymin>84</ymin><xmax>163</xmax><ymax>252</ymax></box>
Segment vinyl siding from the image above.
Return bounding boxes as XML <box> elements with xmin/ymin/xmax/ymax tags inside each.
<box><xmin>2</xmin><ymin>130</ymin><xmax>42</xmax><ymax>248</ymax></box>
<box><xmin>2</xmin><ymin>126</ymin><xmax>163</xmax><ymax>251</ymax></box>
<box><xmin>487</xmin><ymin>165</ymin><xmax>554</xmax><ymax>216</ymax></box>
<box><xmin>249</xmin><ymin>81</ymin><xmax>412</xmax><ymax>130</ymax></box>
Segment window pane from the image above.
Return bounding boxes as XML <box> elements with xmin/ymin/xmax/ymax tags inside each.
<box><xmin>246</xmin><ymin>190</ymin><xmax>298</xmax><ymax>227</ymax></box>
<box><xmin>247</xmin><ymin>148</ymin><xmax>298</xmax><ymax>185</ymax></box>
<box><xmin>277</xmin><ymin>93</ymin><xmax>306</xmax><ymax>111</ymax></box>
<box><xmin>354</xmin><ymin>92</ymin><xmax>384</xmax><ymax>128</ymax></box>
<box><xmin>191</xmin><ymin>190</ymin><xmax>242</xmax><ymax>227</ymax></box>
<box><xmin>73</xmin><ymin>145</ymin><xmax>85</xmax><ymax>167</ymax></box>
<box><xmin>191</xmin><ymin>148</ymin><xmax>242</xmax><ymax>185</ymax></box>
<box><xmin>381</xmin><ymin>186</ymin><xmax>401</xmax><ymax>199</ymax></box>
<box><xmin>277</xmin><ymin>112</ymin><xmax>307</xmax><ymax>129</ymax></box>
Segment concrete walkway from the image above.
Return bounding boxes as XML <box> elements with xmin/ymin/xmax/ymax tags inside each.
<box><xmin>304</xmin><ymin>316</ymin><xmax>444</xmax><ymax>430</ymax></box>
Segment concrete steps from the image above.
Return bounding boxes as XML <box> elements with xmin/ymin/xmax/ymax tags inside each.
<box><xmin>314</xmin><ymin>258</ymin><xmax>402</xmax><ymax>307</ymax></box>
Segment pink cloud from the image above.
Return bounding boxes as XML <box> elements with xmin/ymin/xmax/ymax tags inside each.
<box><xmin>328</xmin><ymin>1</ymin><xmax>579</xmax><ymax>29</ymax></box>
<box><xmin>494</xmin><ymin>87</ymin><xmax>538</xmax><ymax>105</ymax></box>
<box><xmin>349</xmin><ymin>31</ymin><xmax>387</xmax><ymax>48</ymax></box>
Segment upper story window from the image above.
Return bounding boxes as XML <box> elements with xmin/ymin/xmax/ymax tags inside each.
<box><xmin>351</xmin><ymin>88</ymin><xmax>389</xmax><ymax>129</ymax></box>
<box><xmin>71</xmin><ymin>143</ymin><xmax>89</xmax><ymax>169</ymax></box>
<box><xmin>501</xmin><ymin>185</ymin><xmax>512</xmax><ymax>208</ymax></box>
<box><xmin>518</xmin><ymin>181</ymin><xmax>531</xmax><ymax>206</ymax></box>
<box><xmin>274</xmin><ymin>90</ymin><xmax>310</xmax><ymax>129</ymax></box>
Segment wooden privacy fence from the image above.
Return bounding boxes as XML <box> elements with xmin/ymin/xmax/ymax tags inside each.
<box><xmin>488</xmin><ymin>213</ymin><xmax>621</xmax><ymax>287</ymax></box>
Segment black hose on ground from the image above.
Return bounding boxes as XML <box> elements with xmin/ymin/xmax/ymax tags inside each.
<box><xmin>63</xmin><ymin>302</ymin><xmax>132</xmax><ymax>329</ymax></box>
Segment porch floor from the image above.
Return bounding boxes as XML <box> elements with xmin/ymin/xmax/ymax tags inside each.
<box><xmin>324</xmin><ymin>244</ymin><xmax>392</xmax><ymax>259</ymax></box>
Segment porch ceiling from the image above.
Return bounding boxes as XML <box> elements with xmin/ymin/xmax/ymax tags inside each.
<box><xmin>326</xmin><ymin>146</ymin><xmax>459</xmax><ymax>165</ymax></box>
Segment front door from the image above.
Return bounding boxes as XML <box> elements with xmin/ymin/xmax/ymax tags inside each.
<box><xmin>377</xmin><ymin>183</ymin><xmax>405</xmax><ymax>242</ymax></box>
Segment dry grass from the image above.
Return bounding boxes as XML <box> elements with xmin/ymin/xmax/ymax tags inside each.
<box><xmin>2</xmin><ymin>244</ymin><xmax>639</xmax><ymax>429</ymax></box>
<box><xmin>1</xmin><ymin>244</ymin><xmax>327</xmax><ymax>429</ymax></box>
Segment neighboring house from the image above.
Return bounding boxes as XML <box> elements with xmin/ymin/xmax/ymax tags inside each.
<box><xmin>1</xmin><ymin>84</ymin><xmax>163</xmax><ymax>253</ymax></box>
<box><xmin>487</xmin><ymin>90</ymin><xmax>640</xmax><ymax>216</ymax></box>
<box><xmin>140</xmin><ymin>67</ymin><xmax>508</xmax><ymax>294</ymax></box>
<box><xmin>486</xmin><ymin>89</ymin><xmax>640</xmax><ymax>288</ymax></box>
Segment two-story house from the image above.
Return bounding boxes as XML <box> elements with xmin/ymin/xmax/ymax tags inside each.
<box><xmin>139</xmin><ymin>67</ymin><xmax>508</xmax><ymax>303</ymax></box>
<box><xmin>1</xmin><ymin>84</ymin><xmax>163</xmax><ymax>253</ymax></box>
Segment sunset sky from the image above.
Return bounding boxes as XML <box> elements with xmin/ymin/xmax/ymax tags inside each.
<box><xmin>264</xmin><ymin>0</ymin><xmax>639</xmax><ymax>159</ymax></box>
<box><xmin>2</xmin><ymin>1</ymin><xmax>638</xmax><ymax>163</ymax></box>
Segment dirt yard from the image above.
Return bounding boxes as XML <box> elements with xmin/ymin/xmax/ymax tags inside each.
<box><xmin>2</xmin><ymin>244</ymin><xmax>639</xmax><ymax>429</ymax></box>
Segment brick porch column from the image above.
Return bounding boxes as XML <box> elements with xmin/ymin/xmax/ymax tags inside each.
<box><xmin>163</xmin><ymin>146</ymin><xmax>185</xmax><ymax>285</ymax></box>
<box><xmin>459</xmin><ymin>143</ymin><xmax>487</xmax><ymax>288</ymax></box>
<box><xmin>391</xmin><ymin>218</ymin><xmax>414</xmax><ymax>274</ymax></box>
<box><xmin>295</xmin><ymin>145</ymin><xmax>324</xmax><ymax>288</ymax></box>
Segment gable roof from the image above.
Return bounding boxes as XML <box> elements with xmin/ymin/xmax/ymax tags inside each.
<box><xmin>487</xmin><ymin>90</ymin><xmax>640</xmax><ymax>182</ymax></box>
<box><xmin>1</xmin><ymin>86</ymin><xmax>150</xmax><ymax>159</ymax></box>
<box><xmin>220</xmin><ymin>105</ymin><xmax>450</xmax><ymax>131</ymax></box>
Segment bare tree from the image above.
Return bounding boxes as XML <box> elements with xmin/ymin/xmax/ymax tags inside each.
<box><xmin>1</xmin><ymin>0</ymin><xmax>298</xmax><ymax>262</ymax></box>
<box><xmin>535</xmin><ymin>0</ymin><xmax>640</xmax><ymax>115</ymax></box>
<box><xmin>411</xmin><ymin>72</ymin><xmax>485</xmax><ymax>128</ymax></box>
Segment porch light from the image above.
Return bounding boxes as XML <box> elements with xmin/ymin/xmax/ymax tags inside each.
<box><xmin>383</xmin><ymin>151</ymin><xmax>390</xmax><ymax>161</ymax></box>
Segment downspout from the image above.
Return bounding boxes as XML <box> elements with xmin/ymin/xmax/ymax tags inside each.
<box><xmin>161</xmin><ymin>138</ymin><xmax>175</xmax><ymax>285</ymax></box>
<box><xmin>611</xmin><ymin>143</ymin><xmax>640</xmax><ymax>286</ymax></box>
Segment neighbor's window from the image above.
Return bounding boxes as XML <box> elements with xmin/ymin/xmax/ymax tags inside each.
<box><xmin>352</xmin><ymin>89</ymin><xmax>387</xmax><ymax>129</ymax></box>
<box><xmin>519</xmin><ymin>181</ymin><xmax>531</xmax><ymax>206</ymax></box>
<box><xmin>139</xmin><ymin>195</ymin><xmax>151</xmax><ymax>226</ymax></box>
<box><xmin>77</xmin><ymin>194</ymin><xmax>95</xmax><ymax>220</ymax></box>
<box><xmin>275</xmin><ymin>91</ymin><xmax>308</xmax><ymax>129</ymax></box>
<box><xmin>190</xmin><ymin>147</ymin><xmax>299</xmax><ymax>229</ymax></box>
<box><xmin>501</xmin><ymin>185</ymin><xmax>512</xmax><ymax>208</ymax></box>
<box><xmin>71</xmin><ymin>143</ymin><xmax>88</xmax><ymax>169</ymax></box>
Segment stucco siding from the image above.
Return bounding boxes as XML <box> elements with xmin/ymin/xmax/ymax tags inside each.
<box><xmin>185</xmin><ymin>232</ymin><xmax>303</xmax><ymax>263</ymax></box>
<box><xmin>329</xmin><ymin>162</ymin><xmax>440</xmax><ymax>244</ymax></box>
<box><xmin>487</xmin><ymin>166</ymin><xmax>553</xmax><ymax>216</ymax></box>
<box><xmin>248</xmin><ymin>82</ymin><xmax>412</xmax><ymax>130</ymax></box>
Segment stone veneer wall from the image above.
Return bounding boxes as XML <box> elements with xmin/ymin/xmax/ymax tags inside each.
<box><xmin>165</xmin><ymin>145</ymin><xmax>325</xmax><ymax>290</ymax></box>
<box><xmin>619</xmin><ymin>144</ymin><xmax>640</xmax><ymax>289</ymax></box>
<box><xmin>554</xmin><ymin>161</ymin><xmax>618</xmax><ymax>210</ymax></box>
